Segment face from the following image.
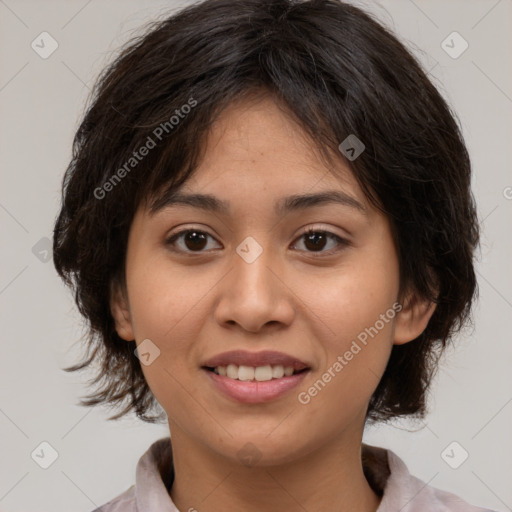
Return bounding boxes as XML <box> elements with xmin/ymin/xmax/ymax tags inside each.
<box><xmin>111</xmin><ymin>94</ymin><xmax>435</xmax><ymax>465</ymax></box>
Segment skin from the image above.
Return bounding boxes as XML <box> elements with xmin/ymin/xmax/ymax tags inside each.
<box><xmin>111</xmin><ymin>93</ymin><xmax>436</xmax><ymax>512</ymax></box>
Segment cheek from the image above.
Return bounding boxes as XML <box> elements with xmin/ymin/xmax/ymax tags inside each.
<box><xmin>125</xmin><ymin>255</ymin><xmax>219</xmax><ymax>400</ymax></box>
<box><xmin>122</xmin><ymin>259</ymin><xmax>184</xmax><ymax>366</ymax></box>
<box><xmin>294</xmin><ymin>290</ymin><xmax>396</xmax><ymax>433</ymax></box>
<box><xmin>126</xmin><ymin>252</ymin><xmax>206</xmax><ymax>341</ymax></box>
<box><xmin>291</xmin><ymin>244</ymin><xmax>399</xmax><ymax>408</ymax></box>
<box><xmin>297</xmin><ymin>253</ymin><xmax>399</xmax><ymax>349</ymax></box>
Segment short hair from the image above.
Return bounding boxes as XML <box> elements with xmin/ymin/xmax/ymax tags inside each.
<box><xmin>53</xmin><ymin>0</ymin><xmax>479</xmax><ymax>424</ymax></box>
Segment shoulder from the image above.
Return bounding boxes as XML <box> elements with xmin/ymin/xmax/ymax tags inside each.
<box><xmin>88</xmin><ymin>437</ymin><xmax>176</xmax><ymax>512</ymax></box>
<box><xmin>89</xmin><ymin>484</ymin><xmax>136</xmax><ymax>512</ymax></box>
<box><xmin>375</xmin><ymin>446</ymin><xmax>497</xmax><ymax>512</ymax></box>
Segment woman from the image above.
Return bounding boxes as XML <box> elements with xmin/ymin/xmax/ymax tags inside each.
<box><xmin>53</xmin><ymin>1</ymin><xmax>494</xmax><ymax>510</ymax></box>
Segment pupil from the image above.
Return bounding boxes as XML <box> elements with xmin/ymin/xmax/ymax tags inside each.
<box><xmin>305</xmin><ymin>232</ymin><xmax>326</xmax><ymax>251</ymax></box>
<box><xmin>185</xmin><ymin>231</ymin><xmax>207</xmax><ymax>250</ymax></box>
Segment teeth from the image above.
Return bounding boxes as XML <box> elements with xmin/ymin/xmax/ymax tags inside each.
<box><xmin>284</xmin><ymin>366</ymin><xmax>294</xmax><ymax>376</ymax></box>
<box><xmin>238</xmin><ymin>365</ymin><xmax>254</xmax><ymax>381</ymax></box>
<box><xmin>272</xmin><ymin>365</ymin><xmax>284</xmax><ymax>378</ymax></box>
<box><xmin>226</xmin><ymin>364</ymin><xmax>238</xmax><ymax>379</ymax></box>
<box><xmin>255</xmin><ymin>365</ymin><xmax>273</xmax><ymax>381</ymax></box>
<box><xmin>213</xmin><ymin>364</ymin><xmax>299</xmax><ymax>381</ymax></box>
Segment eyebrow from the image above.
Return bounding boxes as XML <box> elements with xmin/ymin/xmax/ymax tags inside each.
<box><xmin>150</xmin><ymin>190</ymin><xmax>367</xmax><ymax>217</ymax></box>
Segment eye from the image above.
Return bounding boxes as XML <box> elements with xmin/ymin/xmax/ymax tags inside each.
<box><xmin>291</xmin><ymin>227</ymin><xmax>349</xmax><ymax>256</ymax></box>
<box><xmin>165</xmin><ymin>229</ymin><xmax>221</xmax><ymax>253</ymax></box>
<box><xmin>165</xmin><ymin>227</ymin><xmax>349</xmax><ymax>255</ymax></box>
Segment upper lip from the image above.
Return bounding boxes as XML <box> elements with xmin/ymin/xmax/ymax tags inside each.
<box><xmin>202</xmin><ymin>350</ymin><xmax>310</xmax><ymax>371</ymax></box>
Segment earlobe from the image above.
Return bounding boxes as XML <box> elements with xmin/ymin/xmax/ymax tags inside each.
<box><xmin>109</xmin><ymin>281</ymin><xmax>135</xmax><ymax>342</ymax></box>
<box><xmin>393</xmin><ymin>291</ymin><xmax>437</xmax><ymax>345</ymax></box>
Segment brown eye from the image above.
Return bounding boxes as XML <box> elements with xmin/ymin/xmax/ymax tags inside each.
<box><xmin>166</xmin><ymin>229</ymin><xmax>220</xmax><ymax>253</ymax></box>
<box><xmin>293</xmin><ymin>229</ymin><xmax>349</xmax><ymax>256</ymax></box>
<box><xmin>303</xmin><ymin>231</ymin><xmax>328</xmax><ymax>251</ymax></box>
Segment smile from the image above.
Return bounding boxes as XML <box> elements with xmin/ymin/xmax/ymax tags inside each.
<box><xmin>207</xmin><ymin>364</ymin><xmax>303</xmax><ymax>381</ymax></box>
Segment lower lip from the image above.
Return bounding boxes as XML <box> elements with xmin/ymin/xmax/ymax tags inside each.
<box><xmin>203</xmin><ymin>369</ymin><xmax>310</xmax><ymax>404</ymax></box>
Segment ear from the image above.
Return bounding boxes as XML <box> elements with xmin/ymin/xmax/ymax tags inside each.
<box><xmin>393</xmin><ymin>290</ymin><xmax>437</xmax><ymax>345</ymax></box>
<box><xmin>110</xmin><ymin>279</ymin><xmax>135</xmax><ymax>342</ymax></box>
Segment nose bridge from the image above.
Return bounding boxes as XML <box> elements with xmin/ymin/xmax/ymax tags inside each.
<box><xmin>232</xmin><ymin>234</ymin><xmax>277</xmax><ymax>300</ymax></box>
<box><xmin>214</xmin><ymin>234</ymin><xmax>294</xmax><ymax>331</ymax></box>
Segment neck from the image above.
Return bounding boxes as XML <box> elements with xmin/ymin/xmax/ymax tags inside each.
<box><xmin>168</xmin><ymin>424</ymin><xmax>381</xmax><ymax>512</ymax></box>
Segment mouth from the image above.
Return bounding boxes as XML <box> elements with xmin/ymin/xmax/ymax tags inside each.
<box><xmin>201</xmin><ymin>349</ymin><xmax>311</xmax><ymax>380</ymax></box>
<box><xmin>203</xmin><ymin>364</ymin><xmax>309</xmax><ymax>381</ymax></box>
<box><xmin>201</xmin><ymin>350</ymin><xmax>311</xmax><ymax>403</ymax></box>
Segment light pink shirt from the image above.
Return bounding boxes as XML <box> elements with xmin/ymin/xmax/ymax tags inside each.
<box><xmin>92</xmin><ymin>437</ymin><xmax>495</xmax><ymax>511</ymax></box>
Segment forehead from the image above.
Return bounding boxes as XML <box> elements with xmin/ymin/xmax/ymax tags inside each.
<box><xmin>169</xmin><ymin>95</ymin><xmax>366</xmax><ymax>208</ymax></box>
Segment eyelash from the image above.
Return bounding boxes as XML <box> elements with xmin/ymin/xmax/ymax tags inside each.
<box><xmin>165</xmin><ymin>227</ymin><xmax>349</xmax><ymax>257</ymax></box>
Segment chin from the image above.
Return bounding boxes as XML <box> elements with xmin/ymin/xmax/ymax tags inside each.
<box><xmin>209</xmin><ymin>431</ymin><xmax>315</xmax><ymax>468</ymax></box>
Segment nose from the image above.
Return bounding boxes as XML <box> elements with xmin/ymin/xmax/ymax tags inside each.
<box><xmin>213</xmin><ymin>240</ymin><xmax>295</xmax><ymax>334</ymax></box>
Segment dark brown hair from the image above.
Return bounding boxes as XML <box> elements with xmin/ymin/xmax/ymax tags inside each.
<box><xmin>53</xmin><ymin>0</ymin><xmax>479</xmax><ymax>423</ymax></box>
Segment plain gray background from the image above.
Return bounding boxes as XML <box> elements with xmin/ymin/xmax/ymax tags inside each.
<box><xmin>0</xmin><ymin>0</ymin><xmax>511</xmax><ymax>511</ymax></box>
